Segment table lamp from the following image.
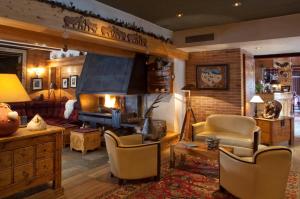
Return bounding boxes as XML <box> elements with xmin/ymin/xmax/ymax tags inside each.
<box><xmin>0</xmin><ymin>74</ymin><xmax>31</xmax><ymax>136</ymax></box>
<box><xmin>250</xmin><ymin>95</ymin><xmax>264</xmax><ymax>117</ymax></box>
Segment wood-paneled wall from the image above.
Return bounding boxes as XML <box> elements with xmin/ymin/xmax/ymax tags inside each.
<box><xmin>26</xmin><ymin>49</ymin><xmax>51</xmax><ymax>100</ymax></box>
<box><xmin>48</xmin><ymin>56</ymin><xmax>85</xmax><ymax>100</ymax></box>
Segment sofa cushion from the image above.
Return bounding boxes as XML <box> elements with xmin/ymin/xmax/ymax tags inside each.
<box><xmin>194</xmin><ymin>131</ymin><xmax>253</xmax><ymax>148</ymax></box>
<box><xmin>205</xmin><ymin>114</ymin><xmax>256</xmax><ymax>136</ymax></box>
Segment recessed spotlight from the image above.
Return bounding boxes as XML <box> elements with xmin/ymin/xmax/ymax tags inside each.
<box><xmin>255</xmin><ymin>47</ymin><xmax>262</xmax><ymax>50</ymax></box>
<box><xmin>232</xmin><ymin>1</ymin><xmax>242</xmax><ymax>7</ymax></box>
<box><xmin>176</xmin><ymin>13</ymin><xmax>183</xmax><ymax>18</ymax></box>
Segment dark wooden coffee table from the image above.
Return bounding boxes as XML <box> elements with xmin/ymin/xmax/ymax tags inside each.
<box><xmin>170</xmin><ymin>141</ymin><xmax>233</xmax><ymax>168</ymax></box>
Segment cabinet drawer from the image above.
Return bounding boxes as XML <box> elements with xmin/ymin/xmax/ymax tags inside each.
<box><xmin>36</xmin><ymin>158</ymin><xmax>53</xmax><ymax>177</ymax></box>
<box><xmin>14</xmin><ymin>146</ymin><xmax>34</xmax><ymax>166</ymax></box>
<box><xmin>14</xmin><ymin>163</ymin><xmax>33</xmax><ymax>183</ymax></box>
<box><xmin>37</xmin><ymin>142</ymin><xmax>54</xmax><ymax>159</ymax></box>
<box><xmin>0</xmin><ymin>168</ymin><xmax>12</xmax><ymax>187</ymax></box>
<box><xmin>0</xmin><ymin>151</ymin><xmax>12</xmax><ymax>170</ymax></box>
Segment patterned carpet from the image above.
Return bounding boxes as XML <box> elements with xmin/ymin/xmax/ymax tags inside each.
<box><xmin>98</xmin><ymin>156</ymin><xmax>300</xmax><ymax>199</ymax></box>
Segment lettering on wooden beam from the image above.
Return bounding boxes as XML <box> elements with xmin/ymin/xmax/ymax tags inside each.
<box><xmin>63</xmin><ymin>16</ymin><xmax>147</xmax><ymax>47</ymax></box>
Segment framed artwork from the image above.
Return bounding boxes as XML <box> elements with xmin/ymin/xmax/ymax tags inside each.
<box><xmin>281</xmin><ymin>85</ymin><xmax>290</xmax><ymax>92</ymax></box>
<box><xmin>196</xmin><ymin>64</ymin><xmax>229</xmax><ymax>90</ymax></box>
<box><xmin>32</xmin><ymin>78</ymin><xmax>43</xmax><ymax>91</ymax></box>
<box><xmin>62</xmin><ymin>78</ymin><xmax>69</xmax><ymax>89</ymax></box>
<box><xmin>70</xmin><ymin>75</ymin><xmax>78</xmax><ymax>88</ymax></box>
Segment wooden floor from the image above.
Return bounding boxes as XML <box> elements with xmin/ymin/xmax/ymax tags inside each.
<box><xmin>4</xmin><ymin>133</ymin><xmax>178</xmax><ymax>199</ymax></box>
<box><xmin>4</xmin><ymin>123</ymin><xmax>300</xmax><ymax>199</ymax></box>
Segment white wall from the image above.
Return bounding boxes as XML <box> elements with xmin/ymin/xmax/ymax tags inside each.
<box><xmin>145</xmin><ymin>59</ymin><xmax>185</xmax><ymax>133</ymax></box>
<box><xmin>174</xmin><ymin>14</ymin><xmax>300</xmax><ymax>48</ymax></box>
<box><xmin>53</xmin><ymin>0</ymin><xmax>172</xmax><ymax>39</ymax></box>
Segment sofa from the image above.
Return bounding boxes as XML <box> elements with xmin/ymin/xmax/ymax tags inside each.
<box><xmin>10</xmin><ymin>100</ymin><xmax>81</xmax><ymax>146</ymax></box>
<box><xmin>192</xmin><ymin>114</ymin><xmax>260</xmax><ymax>156</ymax></box>
<box><xmin>104</xmin><ymin>130</ymin><xmax>161</xmax><ymax>184</ymax></box>
<box><xmin>10</xmin><ymin>100</ymin><xmax>80</xmax><ymax>126</ymax></box>
<box><xmin>219</xmin><ymin>146</ymin><xmax>292</xmax><ymax>199</ymax></box>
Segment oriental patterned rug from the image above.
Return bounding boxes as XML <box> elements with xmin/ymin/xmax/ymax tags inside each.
<box><xmin>97</xmin><ymin>156</ymin><xmax>300</xmax><ymax>199</ymax></box>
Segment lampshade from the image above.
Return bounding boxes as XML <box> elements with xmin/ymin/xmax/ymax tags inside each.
<box><xmin>181</xmin><ymin>84</ymin><xmax>196</xmax><ymax>91</ymax></box>
<box><xmin>0</xmin><ymin>74</ymin><xmax>31</xmax><ymax>103</ymax></box>
<box><xmin>250</xmin><ymin>95</ymin><xmax>264</xmax><ymax>103</ymax></box>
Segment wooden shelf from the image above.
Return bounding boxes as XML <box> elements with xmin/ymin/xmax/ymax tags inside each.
<box><xmin>147</xmin><ymin>61</ymin><xmax>174</xmax><ymax>94</ymax></box>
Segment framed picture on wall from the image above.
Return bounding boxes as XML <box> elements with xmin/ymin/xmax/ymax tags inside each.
<box><xmin>70</xmin><ymin>75</ymin><xmax>78</xmax><ymax>88</ymax></box>
<box><xmin>196</xmin><ymin>64</ymin><xmax>229</xmax><ymax>90</ymax></box>
<box><xmin>32</xmin><ymin>78</ymin><xmax>43</xmax><ymax>91</ymax></box>
<box><xmin>62</xmin><ymin>78</ymin><xmax>69</xmax><ymax>89</ymax></box>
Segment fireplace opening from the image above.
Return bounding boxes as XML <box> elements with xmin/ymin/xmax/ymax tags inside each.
<box><xmin>78</xmin><ymin>94</ymin><xmax>143</xmax><ymax>129</ymax></box>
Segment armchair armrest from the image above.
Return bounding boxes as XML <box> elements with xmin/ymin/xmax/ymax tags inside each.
<box><xmin>192</xmin><ymin>122</ymin><xmax>206</xmax><ymax>140</ymax></box>
<box><xmin>118</xmin><ymin>133</ymin><xmax>143</xmax><ymax>145</ymax></box>
<box><xmin>219</xmin><ymin>147</ymin><xmax>256</xmax><ymax>196</ymax></box>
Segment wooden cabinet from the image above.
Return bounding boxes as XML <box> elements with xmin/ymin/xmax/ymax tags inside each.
<box><xmin>0</xmin><ymin>126</ymin><xmax>63</xmax><ymax>198</ymax></box>
<box><xmin>147</xmin><ymin>60</ymin><xmax>174</xmax><ymax>94</ymax></box>
<box><xmin>255</xmin><ymin>117</ymin><xmax>294</xmax><ymax>145</ymax></box>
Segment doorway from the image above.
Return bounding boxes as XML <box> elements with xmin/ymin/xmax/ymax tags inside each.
<box><xmin>293</xmin><ymin>67</ymin><xmax>300</xmax><ymax>137</ymax></box>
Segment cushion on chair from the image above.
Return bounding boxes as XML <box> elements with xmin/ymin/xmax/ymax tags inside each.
<box><xmin>205</xmin><ymin>114</ymin><xmax>256</xmax><ymax>136</ymax></box>
<box><xmin>194</xmin><ymin>131</ymin><xmax>253</xmax><ymax>148</ymax></box>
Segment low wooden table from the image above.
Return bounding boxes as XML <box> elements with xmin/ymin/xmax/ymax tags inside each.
<box><xmin>70</xmin><ymin>128</ymin><xmax>101</xmax><ymax>154</ymax></box>
<box><xmin>170</xmin><ymin>141</ymin><xmax>233</xmax><ymax>168</ymax></box>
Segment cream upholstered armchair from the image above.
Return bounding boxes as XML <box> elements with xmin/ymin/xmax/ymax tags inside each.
<box><xmin>192</xmin><ymin>114</ymin><xmax>260</xmax><ymax>156</ymax></box>
<box><xmin>104</xmin><ymin>130</ymin><xmax>160</xmax><ymax>184</ymax></box>
<box><xmin>219</xmin><ymin>146</ymin><xmax>292</xmax><ymax>199</ymax></box>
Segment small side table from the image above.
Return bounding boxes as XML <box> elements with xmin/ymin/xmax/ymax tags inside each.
<box><xmin>70</xmin><ymin>128</ymin><xmax>101</xmax><ymax>154</ymax></box>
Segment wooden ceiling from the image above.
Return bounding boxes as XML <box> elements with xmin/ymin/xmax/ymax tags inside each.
<box><xmin>96</xmin><ymin>0</ymin><xmax>300</xmax><ymax>31</ymax></box>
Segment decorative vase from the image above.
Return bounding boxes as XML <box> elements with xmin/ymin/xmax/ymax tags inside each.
<box><xmin>0</xmin><ymin>103</ymin><xmax>19</xmax><ymax>136</ymax></box>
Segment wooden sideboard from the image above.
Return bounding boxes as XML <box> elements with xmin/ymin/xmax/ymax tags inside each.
<box><xmin>0</xmin><ymin>126</ymin><xmax>63</xmax><ymax>198</ymax></box>
<box><xmin>255</xmin><ymin>117</ymin><xmax>294</xmax><ymax>146</ymax></box>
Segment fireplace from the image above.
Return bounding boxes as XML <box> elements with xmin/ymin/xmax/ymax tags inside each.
<box><xmin>79</xmin><ymin>94</ymin><xmax>143</xmax><ymax>128</ymax></box>
<box><xmin>76</xmin><ymin>52</ymin><xmax>148</xmax><ymax>129</ymax></box>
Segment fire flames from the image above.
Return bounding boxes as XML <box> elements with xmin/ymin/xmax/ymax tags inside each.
<box><xmin>104</xmin><ymin>95</ymin><xmax>116</xmax><ymax>108</ymax></box>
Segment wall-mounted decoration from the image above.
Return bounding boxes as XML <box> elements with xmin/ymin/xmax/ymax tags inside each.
<box><xmin>63</xmin><ymin>16</ymin><xmax>147</xmax><ymax>47</ymax></box>
<box><xmin>281</xmin><ymin>85</ymin><xmax>290</xmax><ymax>92</ymax></box>
<box><xmin>70</xmin><ymin>75</ymin><xmax>78</xmax><ymax>88</ymax></box>
<box><xmin>273</xmin><ymin>58</ymin><xmax>292</xmax><ymax>86</ymax></box>
<box><xmin>32</xmin><ymin>78</ymin><xmax>43</xmax><ymax>91</ymax></box>
<box><xmin>38</xmin><ymin>0</ymin><xmax>172</xmax><ymax>44</ymax></box>
<box><xmin>63</xmin><ymin>16</ymin><xmax>97</xmax><ymax>33</ymax></box>
<box><xmin>62</xmin><ymin>78</ymin><xmax>69</xmax><ymax>89</ymax></box>
<box><xmin>196</xmin><ymin>64</ymin><xmax>229</xmax><ymax>90</ymax></box>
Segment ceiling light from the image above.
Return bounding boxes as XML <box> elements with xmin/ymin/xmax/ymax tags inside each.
<box><xmin>255</xmin><ymin>47</ymin><xmax>262</xmax><ymax>50</ymax></box>
<box><xmin>176</xmin><ymin>13</ymin><xmax>183</xmax><ymax>18</ymax></box>
<box><xmin>232</xmin><ymin>1</ymin><xmax>242</xmax><ymax>7</ymax></box>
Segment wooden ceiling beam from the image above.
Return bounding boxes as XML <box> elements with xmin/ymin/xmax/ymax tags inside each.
<box><xmin>0</xmin><ymin>0</ymin><xmax>188</xmax><ymax>60</ymax></box>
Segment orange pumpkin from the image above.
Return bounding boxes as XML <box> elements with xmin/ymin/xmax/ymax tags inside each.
<box><xmin>0</xmin><ymin>103</ymin><xmax>19</xmax><ymax>136</ymax></box>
